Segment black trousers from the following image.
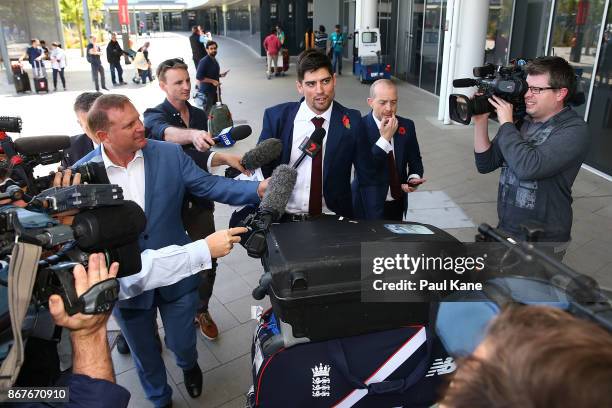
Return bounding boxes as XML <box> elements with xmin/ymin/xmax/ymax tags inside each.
<box><xmin>90</xmin><ymin>63</ymin><xmax>106</xmax><ymax>90</ymax></box>
<box><xmin>182</xmin><ymin>200</ymin><xmax>216</xmax><ymax>312</ymax></box>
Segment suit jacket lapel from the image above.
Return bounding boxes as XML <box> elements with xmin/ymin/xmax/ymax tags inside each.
<box><xmin>367</xmin><ymin>112</ymin><xmax>379</xmax><ymax>143</ymax></box>
<box><xmin>393</xmin><ymin>129</ymin><xmax>405</xmax><ymax>178</ymax></box>
<box><xmin>281</xmin><ymin>103</ymin><xmax>301</xmax><ymax>164</ymax></box>
<box><xmin>324</xmin><ymin>104</ymin><xmax>344</xmax><ymax>183</ymax></box>
<box><xmin>142</xmin><ymin>144</ymin><xmax>158</xmax><ymax>214</ymax></box>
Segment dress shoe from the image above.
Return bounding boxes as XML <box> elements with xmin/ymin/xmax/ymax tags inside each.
<box><xmin>183</xmin><ymin>363</ymin><xmax>203</xmax><ymax>398</ymax></box>
<box><xmin>116</xmin><ymin>333</ymin><xmax>130</xmax><ymax>355</ymax></box>
<box><xmin>195</xmin><ymin>311</ymin><xmax>219</xmax><ymax>340</ymax></box>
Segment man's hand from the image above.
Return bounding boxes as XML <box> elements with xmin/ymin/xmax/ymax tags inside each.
<box><xmin>52</xmin><ymin>168</ymin><xmax>82</xmax><ymax>187</ymax></box>
<box><xmin>380</xmin><ymin>116</ymin><xmax>398</xmax><ymax>142</ymax></box>
<box><xmin>488</xmin><ymin>95</ymin><xmax>514</xmax><ymax>125</ymax></box>
<box><xmin>191</xmin><ymin>129</ymin><xmax>215</xmax><ymax>152</ymax></box>
<box><xmin>211</xmin><ymin>79</ymin><xmax>220</xmax><ymax>87</ymax></box>
<box><xmin>205</xmin><ymin>227</ymin><xmax>248</xmax><ymax>258</ymax></box>
<box><xmin>257</xmin><ymin>178</ymin><xmax>269</xmax><ymax>198</ymax></box>
<box><xmin>401</xmin><ymin>177</ymin><xmax>427</xmax><ymax>193</ymax></box>
<box><xmin>48</xmin><ymin>253</ymin><xmax>119</xmax><ymax>338</ymax></box>
<box><xmin>215</xmin><ymin>152</ymin><xmax>251</xmax><ymax>176</ymax></box>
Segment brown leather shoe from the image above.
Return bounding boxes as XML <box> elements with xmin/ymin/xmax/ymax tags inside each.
<box><xmin>196</xmin><ymin>311</ymin><xmax>219</xmax><ymax>340</ymax></box>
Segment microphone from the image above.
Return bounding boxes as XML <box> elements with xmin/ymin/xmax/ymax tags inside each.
<box><xmin>240</xmin><ymin>164</ymin><xmax>297</xmax><ymax>258</ymax></box>
<box><xmin>72</xmin><ymin>200</ymin><xmax>147</xmax><ymax>252</ymax></box>
<box><xmin>453</xmin><ymin>78</ymin><xmax>479</xmax><ymax>88</ymax></box>
<box><xmin>211</xmin><ymin>125</ymin><xmax>252</xmax><ymax>147</ymax></box>
<box><xmin>225</xmin><ymin>138</ymin><xmax>283</xmax><ymax>178</ymax></box>
<box><xmin>14</xmin><ymin>136</ymin><xmax>71</xmax><ymax>156</ymax></box>
<box><xmin>292</xmin><ymin>128</ymin><xmax>325</xmax><ymax>169</ymax></box>
<box><xmin>0</xmin><ymin>116</ymin><xmax>22</xmax><ymax>133</ymax></box>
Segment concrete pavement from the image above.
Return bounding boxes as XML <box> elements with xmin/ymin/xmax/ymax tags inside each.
<box><xmin>1</xmin><ymin>32</ymin><xmax>611</xmax><ymax>408</ymax></box>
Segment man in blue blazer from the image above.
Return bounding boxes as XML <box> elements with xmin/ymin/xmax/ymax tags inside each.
<box><xmin>353</xmin><ymin>79</ymin><xmax>425</xmax><ymax>220</ymax></box>
<box><xmin>74</xmin><ymin>94</ymin><xmax>266</xmax><ymax>408</ymax></box>
<box><xmin>258</xmin><ymin>49</ymin><xmax>370</xmax><ymax>219</ymax></box>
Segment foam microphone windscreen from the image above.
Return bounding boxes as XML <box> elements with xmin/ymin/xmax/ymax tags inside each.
<box><xmin>241</xmin><ymin>139</ymin><xmax>283</xmax><ymax>170</ymax></box>
<box><xmin>108</xmin><ymin>241</ymin><xmax>142</xmax><ymax>278</ymax></box>
<box><xmin>452</xmin><ymin>78</ymin><xmax>479</xmax><ymax>88</ymax></box>
<box><xmin>72</xmin><ymin>200</ymin><xmax>146</xmax><ymax>251</ymax></box>
<box><xmin>259</xmin><ymin>164</ymin><xmax>297</xmax><ymax>217</ymax></box>
<box><xmin>14</xmin><ymin>136</ymin><xmax>71</xmax><ymax>155</ymax></box>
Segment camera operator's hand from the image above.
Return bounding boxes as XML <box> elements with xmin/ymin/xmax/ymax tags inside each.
<box><xmin>380</xmin><ymin>116</ymin><xmax>398</xmax><ymax>142</ymax></box>
<box><xmin>488</xmin><ymin>95</ymin><xmax>514</xmax><ymax>125</ymax></box>
<box><xmin>190</xmin><ymin>129</ymin><xmax>215</xmax><ymax>152</ymax></box>
<box><xmin>49</xmin><ymin>253</ymin><xmax>119</xmax><ymax>383</ymax></box>
<box><xmin>52</xmin><ymin>168</ymin><xmax>82</xmax><ymax>187</ymax></box>
<box><xmin>48</xmin><ymin>253</ymin><xmax>119</xmax><ymax>336</ymax></box>
<box><xmin>205</xmin><ymin>227</ymin><xmax>248</xmax><ymax>258</ymax></box>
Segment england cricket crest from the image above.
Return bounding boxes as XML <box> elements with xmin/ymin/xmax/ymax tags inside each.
<box><xmin>311</xmin><ymin>363</ymin><xmax>331</xmax><ymax>397</ymax></box>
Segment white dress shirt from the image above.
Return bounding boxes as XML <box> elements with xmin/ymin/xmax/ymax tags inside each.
<box><xmin>100</xmin><ymin>144</ymin><xmax>212</xmax><ymax>299</ymax></box>
<box><xmin>286</xmin><ymin>101</ymin><xmax>333</xmax><ymax>214</ymax></box>
<box><xmin>372</xmin><ymin>115</ymin><xmax>421</xmax><ymax>201</ymax></box>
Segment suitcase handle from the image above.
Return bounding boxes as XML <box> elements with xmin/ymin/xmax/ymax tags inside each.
<box><xmin>327</xmin><ymin>327</ymin><xmax>433</xmax><ymax>396</ymax></box>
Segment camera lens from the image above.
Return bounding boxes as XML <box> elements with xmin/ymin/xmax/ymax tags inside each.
<box><xmin>456</xmin><ymin>97</ymin><xmax>470</xmax><ymax>122</ymax></box>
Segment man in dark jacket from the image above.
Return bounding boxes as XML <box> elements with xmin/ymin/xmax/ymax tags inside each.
<box><xmin>62</xmin><ymin>92</ymin><xmax>101</xmax><ymax>168</ymax></box>
<box><xmin>106</xmin><ymin>32</ymin><xmax>127</xmax><ymax>86</ymax></box>
<box><xmin>189</xmin><ymin>26</ymin><xmax>206</xmax><ymax>68</ymax></box>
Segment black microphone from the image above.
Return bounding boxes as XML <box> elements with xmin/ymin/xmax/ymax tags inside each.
<box><xmin>225</xmin><ymin>138</ymin><xmax>283</xmax><ymax>179</ymax></box>
<box><xmin>72</xmin><ymin>200</ymin><xmax>147</xmax><ymax>252</ymax></box>
<box><xmin>0</xmin><ymin>116</ymin><xmax>22</xmax><ymax>133</ymax></box>
<box><xmin>292</xmin><ymin>128</ymin><xmax>326</xmax><ymax>169</ymax></box>
<box><xmin>453</xmin><ymin>78</ymin><xmax>479</xmax><ymax>88</ymax></box>
<box><xmin>211</xmin><ymin>125</ymin><xmax>252</xmax><ymax>147</ymax></box>
<box><xmin>14</xmin><ymin>135</ymin><xmax>71</xmax><ymax>156</ymax></box>
<box><xmin>241</xmin><ymin>164</ymin><xmax>297</xmax><ymax>258</ymax></box>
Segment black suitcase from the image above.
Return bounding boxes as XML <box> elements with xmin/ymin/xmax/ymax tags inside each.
<box><xmin>248</xmin><ymin>309</ymin><xmax>454</xmax><ymax>408</ymax></box>
<box><xmin>13</xmin><ymin>71</ymin><xmax>31</xmax><ymax>93</ymax></box>
<box><xmin>261</xmin><ymin>216</ymin><xmax>464</xmax><ymax>342</ymax></box>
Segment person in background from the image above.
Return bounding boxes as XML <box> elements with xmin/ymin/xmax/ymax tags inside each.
<box><xmin>276</xmin><ymin>24</ymin><xmax>286</xmax><ymax>47</ymax></box>
<box><xmin>107</xmin><ymin>32</ymin><xmax>128</xmax><ymax>86</ymax></box>
<box><xmin>330</xmin><ymin>24</ymin><xmax>346</xmax><ymax>75</ymax></box>
<box><xmin>314</xmin><ymin>26</ymin><xmax>328</xmax><ymax>53</ymax></box>
<box><xmin>196</xmin><ymin>41</ymin><xmax>229</xmax><ymax>115</ymax></box>
<box><xmin>18</xmin><ymin>38</ymin><xmax>42</xmax><ymax>67</ymax></box>
<box><xmin>136</xmin><ymin>42</ymin><xmax>154</xmax><ymax>84</ymax></box>
<box><xmin>40</xmin><ymin>39</ymin><xmax>50</xmax><ymax>60</ymax></box>
<box><xmin>86</xmin><ymin>35</ymin><xmax>108</xmax><ymax>91</ymax></box>
<box><xmin>50</xmin><ymin>41</ymin><xmax>67</xmax><ymax>91</ymax></box>
<box><xmin>189</xmin><ymin>25</ymin><xmax>206</xmax><ymax>68</ymax></box>
<box><xmin>263</xmin><ymin>28</ymin><xmax>282</xmax><ymax>80</ymax></box>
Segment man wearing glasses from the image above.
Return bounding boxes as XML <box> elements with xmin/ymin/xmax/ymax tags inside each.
<box><xmin>473</xmin><ymin>56</ymin><xmax>589</xmax><ymax>254</ymax></box>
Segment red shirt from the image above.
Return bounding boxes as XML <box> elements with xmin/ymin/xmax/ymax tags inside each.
<box><xmin>263</xmin><ymin>34</ymin><xmax>282</xmax><ymax>55</ymax></box>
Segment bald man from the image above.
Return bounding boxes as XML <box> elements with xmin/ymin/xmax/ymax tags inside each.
<box><xmin>352</xmin><ymin>79</ymin><xmax>425</xmax><ymax>220</ymax></box>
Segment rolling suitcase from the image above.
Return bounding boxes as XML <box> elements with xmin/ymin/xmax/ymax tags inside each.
<box><xmin>207</xmin><ymin>85</ymin><xmax>233</xmax><ymax>136</ymax></box>
<box><xmin>258</xmin><ymin>215</ymin><xmax>465</xmax><ymax>342</ymax></box>
<box><xmin>248</xmin><ymin>309</ymin><xmax>454</xmax><ymax>408</ymax></box>
<box><xmin>12</xmin><ymin>63</ymin><xmax>31</xmax><ymax>93</ymax></box>
<box><xmin>32</xmin><ymin>61</ymin><xmax>49</xmax><ymax>93</ymax></box>
<box><xmin>275</xmin><ymin>48</ymin><xmax>289</xmax><ymax>74</ymax></box>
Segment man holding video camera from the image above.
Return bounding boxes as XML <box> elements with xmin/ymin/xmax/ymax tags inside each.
<box><xmin>473</xmin><ymin>56</ymin><xmax>589</xmax><ymax>251</ymax></box>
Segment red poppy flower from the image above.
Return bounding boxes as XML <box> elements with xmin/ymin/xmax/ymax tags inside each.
<box><xmin>398</xmin><ymin>126</ymin><xmax>406</xmax><ymax>135</ymax></box>
<box><xmin>342</xmin><ymin>114</ymin><xmax>351</xmax><ymax>129</ymax></box>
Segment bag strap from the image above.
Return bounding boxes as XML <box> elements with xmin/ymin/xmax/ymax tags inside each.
<box><xmin>328</xmin><ymin>326</ymin><xmax>431</xmax><ymax>406</ymax></box>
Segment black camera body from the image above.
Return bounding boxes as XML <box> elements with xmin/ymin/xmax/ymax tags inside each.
<box><xmin>449</xmin><ymin>60</ymin><xmax>529</xmax><ymax>125</ymax></box>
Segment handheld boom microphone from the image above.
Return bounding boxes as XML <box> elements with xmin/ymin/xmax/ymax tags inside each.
<box><xmin>453</xmin><ymin>78</ymin><xmax>479</xmax><ymax>88</ymax></box>
<box><xmin>225</xmin><ymin>138</ymin><xmax>283</xmax><ymax>179</ymax></box>
<box><xmin>14</xmin><ymin>136</ymin><xmax>71</xmax><ymax>156</ymax></box>
<box><xmin>212</xmin><ymin>125</ymin><xmax>252</xmax><ymax>147</ymax></box>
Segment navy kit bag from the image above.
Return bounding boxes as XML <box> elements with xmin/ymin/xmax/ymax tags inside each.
<box><xmin>248</xmin><ymin>309</ymin><xmax>455</xmax><ymax>408</ymax></box>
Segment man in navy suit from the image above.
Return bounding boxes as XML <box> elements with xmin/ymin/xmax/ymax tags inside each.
<box><xmin>61</xmin><ymin>92</ymin><xmax>101</xmax><ymax>168</ymax></box>
<box><xmin>353</xmin><ymin>79</ymin><xmax>425</xmax><ymax>220</ymax></box>
<box><xmin>75</xmin><ymin>94</ymin><xmax>267</xmax><ymax>408</ymax></box>
<box><xmin>258</xmin><ymin>49</ymin><xmax>368</xmax><ymax>219</ymax></box>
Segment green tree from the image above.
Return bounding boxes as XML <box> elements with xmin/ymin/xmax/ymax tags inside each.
<box><xmin>60</xmin><ymin>0</ymin><xmax>104</xmax><ymax>56</ymax></box>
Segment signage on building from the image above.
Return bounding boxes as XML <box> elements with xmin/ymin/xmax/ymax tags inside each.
<box><xmin>118</xmin><ymin>0</ymin><xmax>130</xmax><ymax>25</ymax></box>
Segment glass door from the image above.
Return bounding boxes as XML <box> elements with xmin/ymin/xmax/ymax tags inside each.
<box><xmin>407</xmin><ymin>0</ymin><xmax>424</xmax><ymax>86</ymax></box>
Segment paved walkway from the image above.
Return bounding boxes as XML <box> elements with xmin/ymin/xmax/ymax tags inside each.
<box><xmin>1</xmin><ymin>32</ymin><xmax>611</xmax><ymax>408</ymax></box>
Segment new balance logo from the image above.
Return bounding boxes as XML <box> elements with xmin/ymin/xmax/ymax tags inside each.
<box><xmin>426</xmin><ymin>357</ymin><xmax>456</xmax><ymax>377</ymax></box>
